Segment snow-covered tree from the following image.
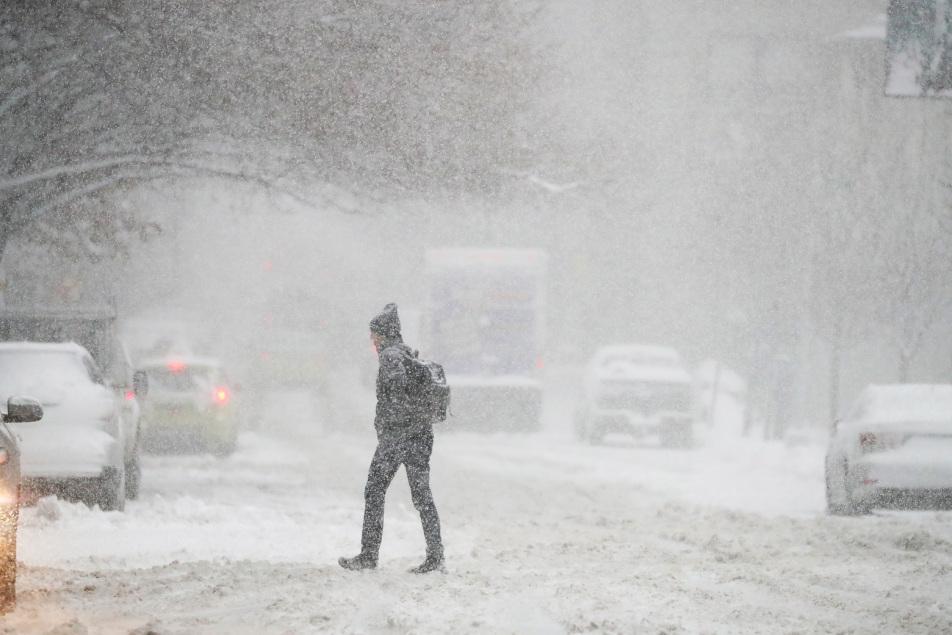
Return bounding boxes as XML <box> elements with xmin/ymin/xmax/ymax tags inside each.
<box><xmin>808</xmin><ymin>200</ymin><xmax>881</xmax><ymax>419</ymax></box>
<box><xmin>871</xmin><ymin>203</ymin><xmax>952</xmax><ymax>381</ymax></box>
<box><xmin>0</xmin><ymin>0</ymin><xmax>542</xmax><ymax>263</ymax></box>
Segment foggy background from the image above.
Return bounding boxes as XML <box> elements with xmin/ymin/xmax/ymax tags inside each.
<box><xmin>2</xmin><ymin>0</ymin><xmax>951</xmax><ymax>433</ymax></box>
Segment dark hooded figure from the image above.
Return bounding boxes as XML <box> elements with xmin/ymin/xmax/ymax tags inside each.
<box><xmin>339</xmin><ymin>303</ymin><xmax>444</xmax><ymax>573</ymax></box>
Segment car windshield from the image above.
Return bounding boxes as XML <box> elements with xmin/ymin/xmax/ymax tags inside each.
<box><xmin>0</xmin><ymin>350</ymin><xmax>90</xmax><ymax>391</ymax></box>
<box><xmin>146</xmin><ymin>364</ymin><xmax>218</xmax><ymax>393</ymax></box>
<box><xmin>600</xmin><ymin>353</ymin><xmax>678</xmax><ymax>367</ymax></box>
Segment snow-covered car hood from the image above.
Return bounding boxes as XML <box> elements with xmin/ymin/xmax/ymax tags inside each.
<box><xmin>7</xmin><ymin>383</ymin><xmax>120</xmax><ymax>478</ymax></box>
<box><xmin>2</xmin><ymin>383</ymin><xmax>115</xmax><ymax>427</ymax></box>
<box><xmin>0</xmin><ymin>384</ymin><xmax>69</xmax><ymax>407</ymax></box>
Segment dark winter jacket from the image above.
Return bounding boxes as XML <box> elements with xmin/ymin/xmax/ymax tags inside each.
<box><xmin>370</xmin><ymin>304</ymin><xmax>416</xmax><ymax>434</ymax></box>
<box><xmin>375</xmin><ymin>339</ymin><xmax>416</xmax><ymax>433</ymax></box>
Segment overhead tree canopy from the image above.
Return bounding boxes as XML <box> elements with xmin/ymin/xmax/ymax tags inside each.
<box><xmin>0</xmin><ymin>0</ymin><xmax>543</xmax><ymax>261</ymax></box>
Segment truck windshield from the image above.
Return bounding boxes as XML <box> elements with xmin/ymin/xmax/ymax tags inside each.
<box><xmin>428</xmin><ymin>271</ymin><xmax>539</xmax><ymax>375</ymax></box>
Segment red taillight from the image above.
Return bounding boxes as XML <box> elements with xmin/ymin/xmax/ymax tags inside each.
<box><xmin>167</xmin><ymin>360</ymin><xmax>186</xmax><ymax>373</ymax></box>
<box><xmin>859</xmin><ymin>432</ymin><xmax>877</xmax><ymax>452</ymax></box>
<box><xmin>535</xmin><ymin>357</ymin><xmax>545</xmax><ymax>370</ymax></box>
<box><xmin>125</xmin><ymin>390</ymin><xmax>136</xmax><ymax>401</ymax></box>
<box><xmin>859</xmin><ymin>431</ymin><xmax>905</xmax><ymax>453</ymax></box>
<box><xmin>214</xmin><ymin>387</ymin><xmax>230</xmax><ymax>405</ymax></box>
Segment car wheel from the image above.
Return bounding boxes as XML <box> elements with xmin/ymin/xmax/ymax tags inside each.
<box><xmin>825</xmin><ymin>467</ymin><xmax>846</xmax><ymax>515</ymax></box>
<box><xmin>210</xmin><ymin>433</ymin><xmax>237</xmax><ymax>457</ymax></box>
<box><xmin>660</xmin><ymin>421</ymin><xmax>692</xmax><ymax>448</ymax></box>
<box><xmin>125</xmin><ymin>451</ymin><xmax>142</xmax><ymax>501</ymax></box>
<box><xmin>587</xmin><ymin>422</ymin><xmax>604</xmax><ymax>445</ymax></box>
<box><xmin>573</xmin><ymin>408</ymin><xmax>589</xmax><ymax>442</ymax></box>
<box><xmin>0</xmin><ymin>501</ymin><xmax>19</xmax><ymax>613</ymax></box>
<box><xmin>683</xmin><ymin>425</ymin><xmax>695</xmax><ymax>448</ymax></box>
<box><xmin>660</xmin><ymin>426</ymin><xmax>674</xmax><ymax>448</ymax></box>
<box><xmin>825</xmin><ymin>459</ymin><xmax>866</xmax><ymax>516</ymax></box>
<box><xmin>97</xmin><ymin>467</ymin><xmax>126</xmax><ymax>512</ymax></box>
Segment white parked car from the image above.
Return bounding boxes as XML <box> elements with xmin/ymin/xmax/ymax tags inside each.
<box><xmin>826</xmin><ymin>384</ymin><xmax>952</xmax><ymax>514</ymax></box>
<box><xmin>575</xmin><ymin>344</ymin><xmax>695</xmax><ymax>447</ymax></box>
<box><xmin>0</xmin><ymin>342</ymin><xmax>140</xmax><ymax>511</ymax></box>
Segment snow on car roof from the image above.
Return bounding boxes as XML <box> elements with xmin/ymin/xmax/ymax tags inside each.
<box><xmin>593</xmin><ymin>344</ymin><xmax>681</xmax><ymax>363</ymax></box>
<box><xmin>852</xmin><ymin>384</ymin><xmax>952</xmax><ymax>423</ymax></box>
<box><xmin>0</xmin><ymin>341</ymin><xmax>89</xmax><ymax>356</ymax></box>
<box><xmin>594</xmin><ymin>365</ymin><xmax>693</xmax><ymax>384</ymax></box>
<box><xmin>425</xmin><ymin>248</ymin><xmax>547</xmax><ymax>269</ymax></box>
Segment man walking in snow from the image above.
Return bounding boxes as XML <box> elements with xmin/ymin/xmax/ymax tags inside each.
<box><xmin>339</xmin><ymin>303</ymin><xmax>444</xmax><ymax>574</ymax></box>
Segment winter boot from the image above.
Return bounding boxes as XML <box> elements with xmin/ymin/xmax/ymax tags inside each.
<box><xmin>409</xmin><ymin>549</ymin><xmax>444</xmax><ymax>574</ymax></box>
<box><xmin>338</xmin><ymin>553</ymin><xmax>378</xmax><ymax>571</ymax></box>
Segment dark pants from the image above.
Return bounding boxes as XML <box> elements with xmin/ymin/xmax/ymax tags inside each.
<box><xmin>361</xmin><ymin>426</ymin><xmax>442</xmax><ymax>557</ymax></box>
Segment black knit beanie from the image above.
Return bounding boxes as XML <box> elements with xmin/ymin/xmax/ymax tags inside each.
<box><xmin>369</xmin><ymin>303</ymin><xmax>401</xmax><ymax>339</ymax></box>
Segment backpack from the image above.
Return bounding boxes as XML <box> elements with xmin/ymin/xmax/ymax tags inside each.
<box><xmin>401</xmin><ymin>350</ymin><xmax>451</xmax><ymax>424</ymax></box>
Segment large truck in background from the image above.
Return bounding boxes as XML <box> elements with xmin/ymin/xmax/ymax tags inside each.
<box><xmin>423</xmin><ymin>248</ymin><xmax>546</xmax><ymax>431</ymax></box>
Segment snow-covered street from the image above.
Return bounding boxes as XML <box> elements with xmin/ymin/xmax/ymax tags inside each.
<box><xmin>2</xmin><ymin>390</ymin><xmax>950</xmax><ymax>634</ymax></box>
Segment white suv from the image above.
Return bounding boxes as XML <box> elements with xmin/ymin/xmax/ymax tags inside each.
<box><xmin>575</xmin><ymin>344</ymin><xmax>695</xmax><ymax>447</ymax></box>
<box><xmin>826</xmin><ymin>384</ymin><xmax>952</xmax><ymax>514</ymax></box>
<box><xmin>0</xmin><ymin>342</ymin><xmax>135</xmax><ymax>511</ymax></box>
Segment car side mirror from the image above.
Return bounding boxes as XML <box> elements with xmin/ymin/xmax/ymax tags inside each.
<box><xmin>4</xmin><ymin>397</ymin><xmax>43</xmax><ymax>423</ymax></box>
<box><xmin>133</xmin><ymin>370</ymin><xmax>150</xmax><ymax>399</ymax></box>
